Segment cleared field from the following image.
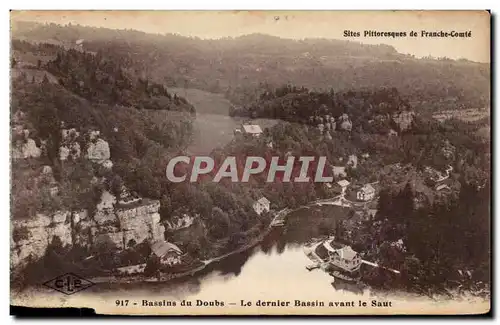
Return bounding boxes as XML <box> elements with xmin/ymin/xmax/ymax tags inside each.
<box><xmin>169</xmin><ymin>87</ymin><xmax>278</xmax><ymax>155</ymax></box>
<box><xmin>432</xmin><ymin>108</ymin><xmax>490</xmax><ymax>123</ymax></box>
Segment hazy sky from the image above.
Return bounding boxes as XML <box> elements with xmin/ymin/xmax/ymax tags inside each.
<box><xmin>11</xmin><ymin>10</ymin><xmax>490</xmax><ymax>62</ymax></box>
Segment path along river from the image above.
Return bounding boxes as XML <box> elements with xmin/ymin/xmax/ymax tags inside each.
<box><xmin>86</xmin><ymin>204</ymin><xmax>372</xmax><ymax>301</ymax></box>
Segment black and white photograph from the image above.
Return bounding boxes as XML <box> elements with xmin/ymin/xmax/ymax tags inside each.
<box><xmin>9</xmin><ymin>10</ymin><xmax>491</xmax><ymax>316</ymax></box>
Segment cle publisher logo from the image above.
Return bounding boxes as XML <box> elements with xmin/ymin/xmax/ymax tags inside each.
<box><xmin>43</xmin><ymin>273</ymin><xmax>95</xmax><ymax>295</ymax></box>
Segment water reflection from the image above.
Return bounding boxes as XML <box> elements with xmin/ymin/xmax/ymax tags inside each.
<box><xmin>92</xmin><ymin>204</ymin><xmax>362</xmax><ymax>299</ymax></box>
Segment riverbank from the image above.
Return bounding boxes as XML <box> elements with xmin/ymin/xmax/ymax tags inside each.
<box><xmin>88</xmin><ymin>199</ymin><xmax>350</xmax><ymax>285</ymax></box>
<box><xmin>88</xmin><ymin>222</ymin><xmax>276</xmax><ymax>284</ymax></box>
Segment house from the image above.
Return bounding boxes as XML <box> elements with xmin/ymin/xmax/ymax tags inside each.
<box><xmin>151</xmin><ymin>241</ymin><xmax>183</xmax><ymax>266</ymax></box>
<box><xmin>331</xmin><ymin>166</ymin><xmax>347</xmax><ymax>178</ymax></box>
<box><xmin>242</xmin><ymin>124</ymin><xmax>263</xmax><ymax>137</ymax></box>
<box><xmin>253</xmin><ymin>196</ymin><xmax>270</xmax><ymax>215</ymax></box>
<box><xmin>337</xmin><ymin>180</ymin><xmax>350</xmax><ymax>196</ymax></box>
<box><xmin>102</xmin><ymin>159</ymin><xmax>114</xmax><ymax>169</ymax></box>
<box><xmin>357</xmin><ymin>184</ymin><xmax>376</xmax><ymax>201</ymax></box>
<box><xmin>315</xmin><ymin>240</ymin><xmax>361</xmax><ymax>273</ymax></box>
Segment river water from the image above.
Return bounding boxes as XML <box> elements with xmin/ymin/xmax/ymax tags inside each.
<box><xmin>15</xmin><ymin>203</ymin><xmax>487</xmax><ymax>314</ymax></box>
<box><xmin>88</xmin><ymin>204</ymin><xmax>370</xmax><ymax>301</ymax></box>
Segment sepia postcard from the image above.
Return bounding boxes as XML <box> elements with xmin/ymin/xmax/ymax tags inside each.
<box><xmin>9</xmin><ymin>10</ymin><xmax>491</xmax><ymax>316</ymax></box>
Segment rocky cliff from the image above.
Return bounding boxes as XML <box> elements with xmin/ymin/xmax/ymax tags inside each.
<box><xmin>10</xmin><ymin>200</ymin><xmax>164</xmax><ymax>271</ymax></box>
<box><xmin>11</xmin><ymin>123</ymin><xmax>165</xmax><ymax>273</ymax></box>
<box><xmin>392</xmin><ymin>110</ymin><xmax>415</xmax><ymax>131</ymax></box>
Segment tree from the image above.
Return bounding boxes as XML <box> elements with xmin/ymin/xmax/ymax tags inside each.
<box><xmin>376</xmin><ymin>188</ymin><xmax>392</xmax><ymax>219</ymax></box>
<box><xmin>396</xmin><ymin>183</ymin><xmax>415</xmax><ymax>225</ymax></box>
<box><xmin>144</xmin><ymin>255</ymin><xmax>161</xmax><ymax>276</ymax></box>
<box><xmin>108</xmin><ymin>174</ymin><xmax>124</xmax><ymax>198</ymax></box>
<box><xmin>208</xmin><ymin>207</ymin><xmax>230</xmax><ymax>239</ymax></box>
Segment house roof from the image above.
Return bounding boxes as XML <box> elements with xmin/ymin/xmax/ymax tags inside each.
<box><xmin>337</xmin><ymin>180</ymin><xmax>350</xmax><ymax>187</ymax></box>
<box><xmin>436</xmin><ymin>183</ymin><xmax>450</xmax><ymax>191</ymax></box>
<box><xmin>361</xmin><ymin>184</ymin><xmax>375</xmax><ymax>193</ymax></box>
<box><xmin>151</xmin><ymin>241</ymin><xmax>182</xmax><ymax>257</ymax></box>
<box><xmin>256</xmin><ymin>196</ymin><xmax>270</xmax><ymax>206</ymax></box>
<box><xmin>242</xmin><ymin>124</ymin><xmax>263</xmax><ymax>134</ymax></box>
<box><xmin>338</xmin><ymin>246</ymin><xmax>358</xmax><ymax>260</ymax></box>
<box><xmin>323</xmin><ymin>241</ymin><xmax>358</xmax><ymax>260</ymax></box>
<box><xmin>331</xmin><ymin>166</ymin><xmax>346</xmax><ymax>175</ymax></box>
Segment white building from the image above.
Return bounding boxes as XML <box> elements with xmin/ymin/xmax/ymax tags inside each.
<box><xmin>315</xmin><ymin>240</ymin><xmax>362</xmax><ymax>273</ymax></box>
<box><xmin>357</xmin><ymin>184</ymin><xmax>376</xmax><ymax>201</ymax></box>
<box><xmin>242</xmin><ymin>124</ymin><xmax>263</xmax><ymax>137</ymax></box>
<box><xmin>253</xmin><ymin>197</ymin><xmax>270</xmax><ymax>215</ymax></box>
<box><xmin>331</xmin><ymin>166</ymin><xmax>347</xmax><ymax>178</ymax></box>
<box><xmin>151</xmin><ymin>241</ymin><xmax>183</xmax><ymax>267</ymax></box>
<box><xmin>337</xmin><ymin>180</ymin><xmax>350</xmax><ymax>196</ymax></box>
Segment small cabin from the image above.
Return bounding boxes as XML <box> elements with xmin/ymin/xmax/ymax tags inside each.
<box><xmin>151</xmin><ymin>241</ymin><xmax>183</xmax><ymax>266</ymax></box>
<box><xmin>337</xmin><ymin>179</ymin><xmax>350</xmax><ymax>195</ymax></box>
<box><xmin>242</xmin><ymin>124</ymin><xmax>263</xmax><ymax>137</ymax></box>
<box><xmin>357</xmin><ymin>184</ymin><xmax>376</xmax><ymax>201</ymax></box>
<box><xmin>253</xmin><ymin>197</ymin><xmax>270</xmax><ymax>215</ymax></box>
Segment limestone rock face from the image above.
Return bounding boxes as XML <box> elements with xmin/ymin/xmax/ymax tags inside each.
<box><xmin>86</xmin><ymin>139</ymin><xmax>110</xmax><ymax>163</ymax></box>
<box><xmin>11</xmin><ymin>200</ymin><xmax>163</xmax><ymax>271</ymax></box>
<box><xmin>392</xmin><ymin>111</ymin><xmax>415</xmax><ymax>131</ymax></box>
<box><xmin>96</xmin><ymin>190</ymin><xmax>116</xmax><ymax>212</ymax></box>
<box><xmin>12</xmin><ymin>139</ymin><xmax>42</xmax><ymax>159</ymax></box>
<box><xmin>11</xmin><ymin>211</ymin><xmax>71</xmax><ymax>269</ymax></box>
<box><xmin>59</xmin><ymin>142</ymin><xmax>81</xmax><ymax>161</ymax></box>
<box><xmin>59</xmin><ymin>128</ymin><xmax>82</xmax><ymax>161</ymax></box>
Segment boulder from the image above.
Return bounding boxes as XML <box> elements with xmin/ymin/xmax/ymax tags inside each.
<box><xmin>87</xmin><ymin>139</ymin><xmax>110</xmax><ymax>163</ymax></box>
<box><xmin>12</xmin><ymin>138</ymin><xmax>42</xmax><ymax>159</ymax></box>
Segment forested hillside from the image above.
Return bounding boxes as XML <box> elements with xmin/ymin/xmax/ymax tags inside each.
<box><xmin>10</xmin><ymin>21</ymin><xmax>490</xmax><ymax>294</ymax></box>
<box><xmin>11</xmin><ymin>21</ymin><xmax>490</xmax><ymax>112</ymax></box>
<box><xmin>12</xmin><ymin>40</ymin><xmax>195</xmax><ymax>113</ymax></box>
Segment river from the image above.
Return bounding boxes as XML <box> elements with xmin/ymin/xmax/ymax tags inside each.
<box><xmin>86</xmin><ymin>204</ymin><xmax>368</xmax><ymax>300</ymax></box>
<box><xmin>13</xmin><ymin>204</ymin><xmax>488</xmax><ymax>315</ymax></box>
